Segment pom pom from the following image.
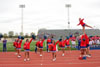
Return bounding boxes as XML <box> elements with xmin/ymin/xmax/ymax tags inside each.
<box><xmin>18</xmin><ymin>36</ymin><xmax>21</xmax><ymax>39</ymax></box>
<box><xmin>0</xmin><ymin>34</ymin><xmax>3</xmax><ymax>38</ymax></box>
<box><xmin>44</xmin><ymin>35</ymin><xmax>47</xmax><ymax>39</ymax></box>
<box><xmin>21</xmin><ymin>36</ymin><xmax>24</xmax><ymax>40</ymax></box>
<box><xmin>66</xmin><ymin>36</ymin><xmax>69</xmax><ymax>39</ymax></box>
<box><xmin>70</xmin><ymin>35</ymin><xmax>72</xmax><ymax>38</ymax></box>
<box><xmin>59</xmin><ymin>39</ymin><xmax>62</xmax><ymax>41</ymax></box>
<box><xmin>32</xmin><ymin>35</ymin><xmax>36</xmax><ymax>39</ymax></box>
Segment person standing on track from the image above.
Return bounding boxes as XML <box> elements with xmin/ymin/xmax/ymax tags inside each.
<box><xmin>47</xmin><ymin>36</ymin><xmax>52</xmax><ymax>52</ymax></box>
<box><xmin>85</xmin><ymin>34</ymin><xmax>91</xmax><ymax>57</ymax></box>
<box><xmin>36</xmin><ymin>38</ymin><xmax>45</xmax><ymax>56</ymax></box>
<box><xmin>23</xmin><ymin>38</ymin><xmax>34</xmax><ymax>61</ymax></box>
<box><xmin>13</xmin><ymin>39</ymin><xmax>18</xmax><ymax>55</ymax></box>
<box><xmin>35</xmin><ymin>41</ymin><xmax>39</xmax><ymax>53</ymax></box>
<box><xmin>79</xmin><ymin>34</ymin><xmax>87</xmax><ymax>59</ymax></box>
<box><xmin>56</xmin><ymin>37</ymin><xmax>66</xmax><ymax>56</ymax></box>
<box><xmin>78</xmin><ymin>36</ymin><xmax>81</xmax><ymax>50</ymax></box>
<box><xmin>2</xmin><ymin>38</ymin><xmax>7</xmax><ymax>52</ymax></box>
<box><xmin>65</xmin><ymin>37</ymin><xmax>71</xmax><ymax>53</ymax></box>
<box><xmin>16</xmin><ymin>36</ymin><xmax>24</xmax><ymax>58</ymax></box>
<box><xmin>49</xmin><ymin>40</ymin><xmax>57</xmax><ymax>61</ymax></box>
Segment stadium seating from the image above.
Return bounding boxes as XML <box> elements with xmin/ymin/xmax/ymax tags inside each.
<box><xmin>38</xmin><ymin>29</ymin><xmax>100</xmax><ymax>39</ymax></box>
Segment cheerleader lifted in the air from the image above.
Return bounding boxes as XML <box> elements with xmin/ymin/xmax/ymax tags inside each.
<box><xmin>77</xmin><ymin>18</ymin><xmax>93</xmax><ymax>33</ymax></box>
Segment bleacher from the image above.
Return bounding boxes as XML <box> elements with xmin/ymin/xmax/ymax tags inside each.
<box><xmin>38</xmin><ymin>29</ymin><xmax>100</xmax><ymax>39</ymax></box>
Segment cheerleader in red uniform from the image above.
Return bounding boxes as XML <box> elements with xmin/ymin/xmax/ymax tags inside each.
<box><xmin>79</xmin><ymin>34</ymin><xmax>87</xmax><ymax>59</ymax></box>
<box><xmin>49</xmin><ymin>40</ymin><xmax>57</xmax><ymax>61</ymax></box>
<box><xmin>36</xmin><ymin>38</ymin><xmax>45</xmax><ymax>56</ymax></box>
<box><xmin>65</xmin><ymin>37</ymin><xmax>71</xmax><ymax>53</ymax></box>
<box><xmin>85</xmin><ymin>34</ymin><xmax>91</xmax><ymax>57</ymax></box>
<box><xmin>56</xmin><ymin>38</ymin><xmax>66</xmax><ymax>56</ymax></box>
<box><xmin>13</xmin><ymin>39</ymin><xmax>18</xmax><ymax>55</ymax></box>
<box><xmin>77</xmin><ymin>18</ymin><xmax>93</xmax><ymax>33</ymax></box>
<box><xmin>16</xmin><ymin>39</ymin><xmax>23</xmax><ymax>58</ymax></box>
<box><xmin>47</xmin><ymin>37</ymin><xmax>52</xmax><ymax>52</ymax></box>
<box><xmin>23</xmin><ymin>38</ymin><xmax>33</xmax><ymax>61</ymax></box>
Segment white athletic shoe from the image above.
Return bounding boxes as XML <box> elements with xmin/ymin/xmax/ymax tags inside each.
<box><xmin>27</xmin><ymin>58</ymin><xmax>30</xmax><ymax>61</ymax></box>
<box><xmin>54</xmin><ymin>58</ymin><xmax>56</xmax><ymax>61</ymax></box>
<box><xmin>86</xmin><ymin>55</ymin><xmax>91</xmax><ymax>58</ymax></box>
<box><xmin>53</xmin><ymin>58</ymin><xmax>56</xmax><ymax>61</ymax></box>
<box><xmin>18</xmin><ymin>55</ymin><xmax>21</xmax><ymax>58</ymax></box>
<box><xmin>15</xmin><ymin>53</ymin><xmax>18</xmax><ymax>55</ymax></box>
<box><xmin>24</xmin><ymin>59</ymin><xmax>27</xmax><ymax>62</ymax></box>
<box><xmin>62</xmin><ymin>54</ymin><xmax>64</xmax><ymax>56</ymax></box>
<box><xmin>40</xmin><ymin>54</ymin><xmax>42</xmax><ymax>56</ymax></box>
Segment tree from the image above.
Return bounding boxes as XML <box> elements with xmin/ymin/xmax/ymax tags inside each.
<box><xmin>20</xmin><ymin>32</ymin><xmax>24</xmax><ymax>36</ymax></box>
<box><xmin>3</xmin><ymin>33</ymin><xmax>8</xmax><ymax>38</ymax></box>
<box><xmin>25</xmin><ymin>33</ymin><xmax>29</xmax><ymax>38</ymax></box>
<box><xmin>14</xmin><ymin>33</ymin><xmax>18</xmax><ymax>38</ymax></box>
<box><xmin>30</xmin><ymin>32</ymin><xmax>35</xmax><ymax>36</ymax></box>
<box><xmin>8</xmin><ymin>31</ymin><xmax>14</xmax><ymax>38</ymax></box>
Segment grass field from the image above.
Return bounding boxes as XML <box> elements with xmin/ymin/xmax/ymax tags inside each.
<box><xmin>0</xmin><ymin>40</ymin><xmax>77</xmax><ymax>52</ymax></box>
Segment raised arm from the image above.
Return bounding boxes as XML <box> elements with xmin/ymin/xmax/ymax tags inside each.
<box><xmin>29</xmin><ymin>38</ymin><xmax>33</xmax><ymax>44</ymax></box>
<box><xmin>55</xmin><ymin>40</ymin><xmax>59</xmax><ymax>45</ymax></box>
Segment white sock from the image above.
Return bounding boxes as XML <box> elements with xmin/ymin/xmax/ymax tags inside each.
<box><xmin>24</xmin><ymin>59</ymin><xmax>26</xmax><ymax>61</ymax></box>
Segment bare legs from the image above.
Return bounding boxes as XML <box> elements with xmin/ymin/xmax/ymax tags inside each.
<box><xmin>85</xmin><ymin>24</ymin><xmax>93</xmax><ymax>28</ymax></box>
<box><xmin>68</xmin><ymin>46</ymin><xmax>71</xmax><ymax>53</ymax></box>
<box><xmin>24</xmin><ymin>51</ymin><xmax>30</xmax><ymax>61</ymax></box>
<box><xmin>82</xmin><ymin>24</ymin><xmax>93</xmax><ymax>34</ymax></box>
<box><xmin>17</xmin><ymin>49</ymin><xmax>21</xmax><ymax>58</ymax></box>
<box><xmin>62</xmin><ymin>48</ymin><xmax>65</xmax><ymax>56</ymax></box>
<box><xmin>80</xmin><ymin>48</ymin><xmax>86</xmax><ymax>57</ymax></box>
<box><xmin>52</xmin><ymin>52</ymin><xmax>56</xmax><ymax>61</ymax></box>
<box><xmin>40</xmin><ymin>48</ymin><xmax>43</xmax><ymax>56</ymax></box>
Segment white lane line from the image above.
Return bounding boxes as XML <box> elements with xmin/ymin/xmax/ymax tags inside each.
<box><xmin>0</xmin><ymin>62</ymin><xmax>100</xmax><ymax>66</ymax></box>
<box><xmin>1</xmin><ymin>58</ymin><xmax>100</xmax><ymax>62</ymax></box>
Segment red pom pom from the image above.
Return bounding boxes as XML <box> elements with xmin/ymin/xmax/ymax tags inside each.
<box><xmin>78</xmin><ymin>57</ymin><xmax>83</xmax><ymax>60</ymax></box>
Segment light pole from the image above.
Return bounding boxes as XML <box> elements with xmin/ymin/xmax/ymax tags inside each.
<box><xmin>19</xmin><ymin>4</ymin><xmax>25</xmax><ymax>36</ymax></box>
<box><xmin>65</xmin><ymin>4</ymin><xmax>71</xmax><ymax>29</ymax></box>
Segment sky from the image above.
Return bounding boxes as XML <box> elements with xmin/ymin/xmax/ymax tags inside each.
<box><xmin>0</xmin><ymin>0</ymin><xmax>100</xmax><ymax>35</ymax></box>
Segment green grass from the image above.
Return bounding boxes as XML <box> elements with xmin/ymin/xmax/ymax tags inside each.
<box><xmin>0</xmin><ymin>40</ymin><xmax>77</xmax><ymax>52</ymax></box>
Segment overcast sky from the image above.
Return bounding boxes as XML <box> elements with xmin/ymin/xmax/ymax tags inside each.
<box><xmin>0</xmin><ymin>0</ymin><xmax>100</xmax><ymax>35</ymax></box>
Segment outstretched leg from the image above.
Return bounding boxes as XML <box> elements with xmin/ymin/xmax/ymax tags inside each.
<box><xmin>85</xmin><ymin>24</ymin><xmax>93</xmax><ymax>28</ymax></box>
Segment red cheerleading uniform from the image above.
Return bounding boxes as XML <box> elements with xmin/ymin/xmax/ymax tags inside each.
<box><xmin>56</xmin><ymin>40</ymin><xmax>66</xmax><ymax>47</ymax></box>
<box><xmin>78</xmin><ymin>18</ymin><xmax>85</xmax><ymax>26</ymax></box>
<box><xmin>65</xmin><ymin>39</ymin><xmax>70</xmax><ymax>45</ymax></box>
<box><xmin>71</xmin><ymin>37</ymin><xmax>76</xmax><ymax>41</ymax></box>
<box><xmin>13</xmin><ymin>41</ymin><xmax>17</xmax><ymax>47</ymax></box>
<box><xmin>17</xmin><ymin>40</ymin><xmax>22</xmax><ymax>48</ymax></box>
<box><xmin>36</xmin><ymin>41</ymin><xmax>40</xmax><ymax>47</ymax></box>
<box><xmin>49</xmin><ymin>43</ymin><xmax>56</xmax><ymax>51</ymax></box>
<box><xmin>37</xmin><ymin>39</ymin><xmax>45</xmax><ymax>47</ymax></box>
<box><xmin>47</xmin><ymin>39</ymin><xmax>52</xmax><ymax>44</ymax></box>
<box><xmin>80</xmin><ymin>34</ymin><xmax>87</xmax><ymax>47</ymax></box>
<box><xmin>84</xmin><ymin>34</ymin><xmax>89</xmax><ymax>45</ymax></box>
<box><xmin>23</xmin><ymin>38</ymin><xmax>33</xmax><ymax>50</ymax></box>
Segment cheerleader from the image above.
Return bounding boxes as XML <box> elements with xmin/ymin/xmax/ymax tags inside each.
<box><xmin>77</xmin><ymin>18</ymin><xmax>93</xmax><ymax>33</ymax></box>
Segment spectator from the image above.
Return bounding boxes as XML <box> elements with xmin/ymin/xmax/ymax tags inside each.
<box><xmin>3</xmin><ymin>38</ymin><xmax>7</xmax><ymax>52</ymax></box>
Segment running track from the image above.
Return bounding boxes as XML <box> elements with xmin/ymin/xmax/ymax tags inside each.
<box><xmin>0</xmin><ymin>50</ymin><xmax>100</xmax><ymax>67</ymax></box>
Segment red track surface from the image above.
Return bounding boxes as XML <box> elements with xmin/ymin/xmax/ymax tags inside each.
<box><xmin>0</xmin><ymin>50</ymin><xmax>100</xmax><ymax>67</ymax></box>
